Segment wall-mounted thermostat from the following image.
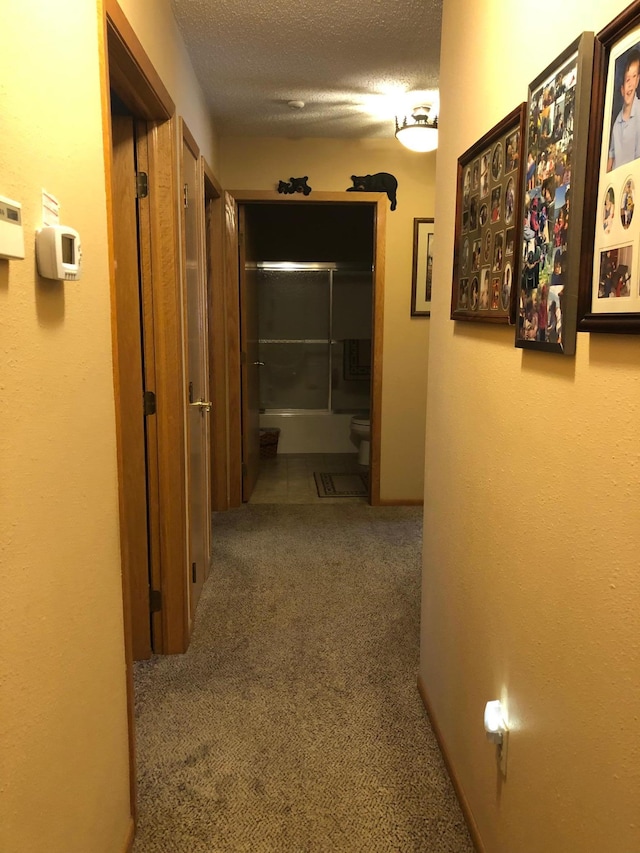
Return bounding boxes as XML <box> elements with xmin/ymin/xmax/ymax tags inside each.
<box><xmin>35</xmin><ymin>225</ymin><xmax>82</xmax><ymax>281</ymax></box>
<box><xmin>0</xmin><ymin>195</ymin><xmax>25</xmax><ymax>260</ymax></box>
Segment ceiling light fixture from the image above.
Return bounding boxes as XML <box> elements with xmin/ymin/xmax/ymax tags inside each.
<box><xmin>395</xmin><ymin>105</ymin><xmax>438</xmax><ymax>153</ymax></box>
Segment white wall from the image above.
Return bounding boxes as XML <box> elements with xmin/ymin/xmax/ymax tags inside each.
<box><xmin>420</xmin><ymin>1</ymin><xmax>640</xmax><ymax>850</ymax></box>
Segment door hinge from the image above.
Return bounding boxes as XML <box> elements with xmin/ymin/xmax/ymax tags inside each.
<box><xmin>143</xmin><ymin>390</ymin><xmax>156</xmax><ymax>416</ymax></box>
<box><xmin>136</xmin><ymin>171</ymin><xmax>149</xmax><ymax>199</ymax></box>
<box><xmin>149</xmin><ymin>589</ymin><xmax>162</xmax><ymax>612</ymax></box>
<box><xmin>192</xmin><ymin>562</ymin><xmax>197</xmax><ymax>583</ymax></box>
<box><xmin>183</xmin><ymin>183</ymin><xmax>189</xmax><ymax>208</ymax></box>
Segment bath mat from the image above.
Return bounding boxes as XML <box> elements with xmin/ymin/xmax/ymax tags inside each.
<box><xmin>314</xmin><ymin>472</ymin><xmax>368</xmax><ymax>498</ymax></box>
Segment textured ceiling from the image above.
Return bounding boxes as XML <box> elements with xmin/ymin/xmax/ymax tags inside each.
<box><xmin>169</xmin><ymin>0</ymin><xmax>442</xmax><ymax>138</ymax></box>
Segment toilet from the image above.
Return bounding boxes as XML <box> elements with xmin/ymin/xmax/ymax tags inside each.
<box><xmin>350</xmin><ymin>416</ymin><xmax>371</xmax><ymax>466</ymax></box>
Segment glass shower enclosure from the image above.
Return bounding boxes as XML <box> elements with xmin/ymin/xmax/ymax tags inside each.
<box><xmin>256</xmin><ymin>262</ymin><xmax>372</xmax><ymax>415</ymax></box>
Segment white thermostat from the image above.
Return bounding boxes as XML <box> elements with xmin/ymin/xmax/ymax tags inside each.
<box><xmin>0</xmin><ymin>195</ymin><xmax>25</xmax><ymax>260</ymax></box>
<box><xmin>35</xmin><ymin>225</ymin><xmax>82</xmax><ymax>281</ymax></box>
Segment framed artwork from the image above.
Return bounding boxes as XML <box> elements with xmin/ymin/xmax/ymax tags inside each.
<box><xmin>515</xmin><ymin>32</ymin><xmax>595</xmax><ymax>354</ymax></box>
<box><xmin>411</xmin><ymin>217</ymin><xmax>434</xmax><ymax>316</ymax></box>
<box><xmin>578</xmin><ymin>2</ymin><xmax>640</xmax><ymax>332</ymax></box>
<box><xmin>451</xmin><ymin>104</ymin><xmax>525</xmax><ymax>323</ymax></box>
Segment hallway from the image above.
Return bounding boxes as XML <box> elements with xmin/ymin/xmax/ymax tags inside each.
<box><xmin>132</xmin><ymin>502</ymin><xmax>473</xmax><ymax>852</ymax></box>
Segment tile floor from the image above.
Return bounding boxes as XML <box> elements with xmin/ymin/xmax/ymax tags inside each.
<box><xmin>250</xmin><ymin>452</ymin><xmax>369</xmax><ymax>504</ymax></box>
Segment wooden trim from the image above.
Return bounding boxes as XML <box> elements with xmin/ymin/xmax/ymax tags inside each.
<box><xmin>226</xmin><ymin>190</ymin><xmax>385</xmax><ymax>507</ymax></box>
<box><xmin>205</xmin><ymin>164</ymin><xmax>229</xmax><ymax>510</ymax></box>
<box><xmin>182</xmin><ymin>118</ymin><xmax>200</xmax><ymax>160</ymax></box>
<box><xmin>110</xmin><ymin>115</ymin><xmax>152</xmax><ymax>661</ymax></box>
<box><xmin>97</xmin><ymin>0</ymin><xmax>137</xmax><ymax>823</ymax></box>
<box><xmin>228</xmin><ymin>190</ymin><xmax>383</xmax><ymax>204</ymax></box>
<box><xmin>121</xmin><ymin>817</ymin><xmax>135</xmax><ymax>853</ymax></box>
<box><xmin>106</xmin><ymin>0</ymin><xmax>189</xmax><ymax>653</ymax></box>
<box><xmin>135</xmin><ymin>121</ymin><xmax>163</xmax><ymax>650</ymax></box>
<box><xmin>203</xmin><ymin>159</ymin><xmax>223</xmax><ymax>198</ymax></box>
<box><xmin>376</xmin><ymin>499</ymin><xmax>424</xmax><ymax>507</ymax></box>
<box><xmin>224</xmin><ymin>192</ymin><xmax>243</xmax><ymax>507</ymax></box>
<box><xmin>105</xmin><ymin>0</ymin><xmax>174</xmax><ymax>119</ymax></box>
<box><xmin>370</xmin><ymin>196</ymin><xmax>385</xmax><ymax>506</ymax></box>
<box><xmin>417</xmin><ymin>675</ymin><xmax>484</xmax><ymax>852</ymax></box>
<box><xmin>146</xmin><ymin>118</ymin><xmax>190</xmax><ymax>653</ymax></box>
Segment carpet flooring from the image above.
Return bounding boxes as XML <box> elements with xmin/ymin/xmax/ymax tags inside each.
<box><xmin>132</xmin><ymin>503</ymin><xmax>473</xmax><ymax>853</ymax></box>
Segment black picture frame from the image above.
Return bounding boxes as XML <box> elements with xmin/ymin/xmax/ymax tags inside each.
<box><xmin>578</xmin><ymin>3</ymin><xmax>640</xmax><ymax>333</ymax></box>
<box><xmin>515</xmin><ymin>32</ymin><xmax>595</xmax><ymax>354</ymax></box>
<box><xmin>411</xmin><ymin>218</ymin><xmax>434</xmax><ymax>316</ymax></box>
<box><xmin>451</xmin><ymin>105</ymin><xmax>525</xmax><ymax>323</ymax></box>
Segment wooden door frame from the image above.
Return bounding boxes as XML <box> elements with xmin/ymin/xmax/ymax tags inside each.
<box><xmin>203</xmin><ymin>163</ymin><xmax>229</xmax><ymax>511</ymax></box>
<box><xmin>225</xmin><ymin>190</ymin><xmax>386</xmax><ymax>506</ymax></box>
<box><xmin>179</xmin><ymin>118</ymin><xmax>213</xmax><ymax>616</ymax></box>
<box><xmin>104</xmin><ymin>1</ymin><xmax>190</xmax><ymax>652</ymax></box>
<box><xmin>99</xmin><ymin>0</ymin><xmax>192</xmax><ymax>830</ymax></box>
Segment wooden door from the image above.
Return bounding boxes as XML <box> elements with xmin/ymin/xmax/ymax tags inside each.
<box><xmin>110</xmin><ymin>114</ymin><xmax>152</xmax><ymax>660</ymax></box>
<box><xmin>181</xmin><ymin>129</ymin><xmax>211</xmax><ymax>617</ymax></box>
<box><xmin>238</xmin><ymin>205</ymin><xmax>261</xmax><ymax>501</ymax></box>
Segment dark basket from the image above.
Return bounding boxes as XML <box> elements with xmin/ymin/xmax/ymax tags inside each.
<box><xmin>259</xmin><ymin>427</ymin><xmax>280</xmax><ymax>458</ymax></box>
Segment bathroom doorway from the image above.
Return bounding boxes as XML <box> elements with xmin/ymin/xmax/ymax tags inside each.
<box><xmin>234</xmin><ymin>195</ymin><xmax>385</xmax><ymax>504</ymax></box>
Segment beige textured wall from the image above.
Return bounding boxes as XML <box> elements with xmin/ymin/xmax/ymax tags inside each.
<box><xmin>117</xmin><ymin>0</ymin><xmax>219</xmax><ymax>169</ymax></box>
<box><xmin>0</xmin><ymin>3</ymin><xmax>131</xmax><ymax>852</ymax></box>
<box><xmin>420</xmin><ymin>1</ymin><xmax>640</xmax><ymax>851</ymax></box>
<box><xmin>219</xmin><ymin>137</ymin><xmax>435</xmax><ymax>501</ymax></box>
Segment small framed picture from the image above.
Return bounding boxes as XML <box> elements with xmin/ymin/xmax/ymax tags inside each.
<box><xmin>578</xmin><ymin>3</ymin><xmax>640</xmax><ymax>332</ymax></box>
<box><xmin>515</xmin><ymin>32</ymin><xmax>595</xmax><ymax>353</ymax></box>
<box><xmin>411</xmin><ymin>217</ymin><xmax>434</xmax><ymax>316</ymax></box>
<box><xmin>451</xmin><ymin>104</ymin><xmax>525</xmax><ymax>323</ymax></box>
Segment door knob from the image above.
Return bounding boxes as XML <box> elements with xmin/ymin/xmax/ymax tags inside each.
<box><xmin>190</xmin><ymin>400</ymin><xmax>212</xmax><ymax>413</ymax></box>
<box><xmin>253</xmin><ymin>361</ymin><xmax>265</xmax><ymax>366</ymax></box>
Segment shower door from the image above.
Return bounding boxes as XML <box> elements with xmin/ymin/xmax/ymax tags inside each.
<box><xmin>257</xmin><ymin>262</ymin><xmax>372</xmax><ymax>414</ymax></box>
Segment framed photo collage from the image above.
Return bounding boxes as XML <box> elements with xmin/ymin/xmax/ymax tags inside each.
<box><xmin>449</xmin><ymin>1</ymin><xmax>640</xmax><ymax>351</ymax></box>
<box><xmin>452</xmin><ymin>106</ymin><xmax>525</xmax><ymax>323</ymax></box>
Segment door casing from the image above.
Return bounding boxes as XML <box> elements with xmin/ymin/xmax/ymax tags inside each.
<box><xmin>224</xmin><ymin>191</ymin><xmax>386</xmax><ymax>506</ymax></box>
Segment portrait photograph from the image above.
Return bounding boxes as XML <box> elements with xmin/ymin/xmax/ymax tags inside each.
<box><xmin>598</xmin><ymin>245</ymin><xmax>633</xmax><ymax>298</ymax></box>
<box><xmin>620</xmin><ymin>176</ymin><xmax>635</xmax><ymax>227</ymax></box>
<box><xmin>492</xmin><ymin>142</ymin><xmax>503</xmax><ymax>181</ymax></box>
<box><xmin>493</xmin><ymin>230</ymin><xmax>504</xmax><ymax>271</ymax></box>
<box><xmin>472</xmin><ymin>238</ymin><xmax>482</xmax><ymax>271</ymax></box>
<box><xmin>470</xmin><ymin>195</ymin><xmax>479</xmax><ymax>230</ymax></box>
<box><xmin>480</xmin><ymin>268</ymin><xmax>490</xmax><ymax>309</ymax></box>
<box><xmin>606</xmin><ymin>42</ymin><xmax>640</xmax><ymax>174</ymax></box>
<box><xmin>505</xmin><ymin>227</ymin><xmax>515</xmax><ymax>255</ymax></box>
<box><xmin>491</xmin><ymin>185</ymin><xmax>503</xmax><ymax>222</ymax></box>
<box><xmin>602</xmin><ymin>185</ymin><xmax>616</xmax><ymax>232</ymax></box>
<box><xmin>505</xmin><ymin>177</ymin><xmax>515</xmax><ymax>224</ymax></box>
<box><xmin>472</xmin><ymin>159</ymin><xmax>480</xmax><ymax>190</ymax></box>
<box><xmin>479</xmin><ymin>202</ymin><xmax>488</xmax><ymax>227</ymax></box>
<box><xmin>470</xmin><ymin>276</ymin><xmax>479</xmax><ymax>310</ymax></box>
<box><xmin>463</xmin><ymin>167</ymin><xmax>471</xmax><ymax>207</ymax></box>
<box><xmin>506</xmin><ymin>129</ymin><xmax>520</xmax><ymax>173</ymax></box>
<box><xmin>491</xmin><ymin>278</ymin><xmax>501</xmax><ymax>309</ymax></box>
<box><xmin>459</xmin><ymin>278</ymin><xmax>469</xmax><ymax>309</ymax></box>
<box><xmin>579</xmin><ymin>15</ymin><xmax>640</xmax><ymax>331</ymax></box>
<box><xmin>502</xmin><ymin>263</ymin><xmax>513</xmax><ymax>310</ymax></box>
<box><xmin>484</xmin><ymin>228</ymin><xmax>492</xmax><ymax>262</ymax></box>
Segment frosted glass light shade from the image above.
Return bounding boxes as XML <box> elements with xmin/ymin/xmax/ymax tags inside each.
<box><xmin>395</xmin><ymin>124</ymin><xmax>438</xmax><ymax>152</ymax></box>
<box><xmin>395</xmin><ymin>106</ymin><xmax>438</xmax><ymax>152</ymax></box>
